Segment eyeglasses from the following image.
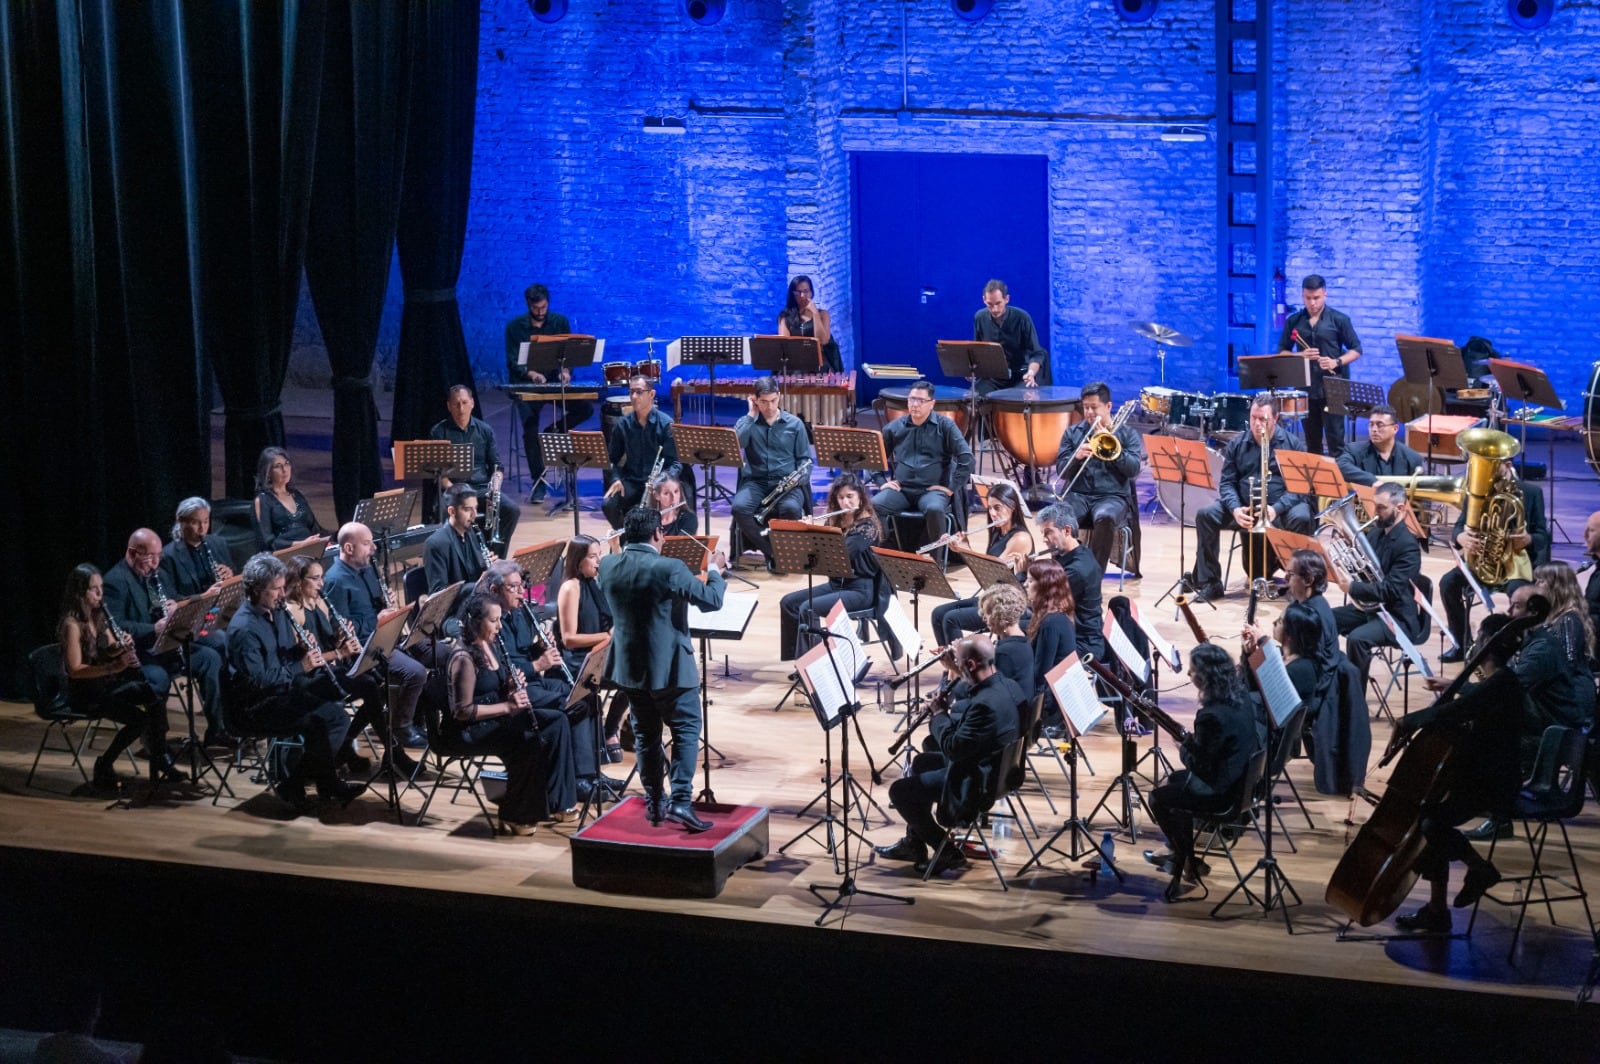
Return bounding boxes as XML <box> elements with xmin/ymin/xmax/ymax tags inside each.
<box><xmin>906</xmin><ymin>396</ymin><xmax>933</xmax><ymax>406</ymax></box>
<box><xmin>629</xmin><ymin>388</ymin><xmax>651</xmax><ymax>395</ymax></box>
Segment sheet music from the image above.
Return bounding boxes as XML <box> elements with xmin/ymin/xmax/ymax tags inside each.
<box><xmin>1104</xmin><ymin>615</ymin><xmax>1150</xmax><ymax>684</ymax></box>
<box><xmin>1414</xmin><ymin>584</ymin><xmax>1458</xmax><ymax>653</ymax></box>
<box><xmin>1248</xmin><ymin>640</ymin><xmax>1302</xmax><ymax>727</ymax></box>
<box><xmin>1379</xmin><ymin>607</ymin><xmax>1434</xmax><ymax>680</ymax></box>
<box><xmin>1127</xmin><ymin>601</ymin><xmax>1180</xmax><ymax>671</ymax></box>
<box><xmin>1448</xmin><ymin>545</ymin><xmax>1495</xmax><ymax>611</ymax></box>
<box><xmin>881</xmin><ymin>592</ymin><xmax>921</xmax><ymax>662</ymax></box>
<box><xmin>689</xmin><ymin>591</ymin><xmax>758</xmax><ymax>640</ymax></box>
<box><xmin>1046</xmin><ymin>654</ymin><xmax>1108</xmax><ymax>738</ymax></box>
<box><xmin>824</xmin><ymin>601</ymin><xmax>870</xmax><ymax>681</ymax></box>
<box><xmin>797</xmin><ymin>646</ymin><xmax>853</xmax><ymax>728</ymax></box>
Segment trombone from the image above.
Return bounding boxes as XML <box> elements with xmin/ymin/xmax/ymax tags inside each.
<box><xmin>1058</xmin><ymin>399</ymin><xmax>1137</xmax><ymax>498</ymax></box>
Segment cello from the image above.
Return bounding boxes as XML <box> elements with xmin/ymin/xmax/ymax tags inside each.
<box><xmin>1324</xmin><ymin>596</ymin><xmax>1547</xmax><ymax>926</ymax></box>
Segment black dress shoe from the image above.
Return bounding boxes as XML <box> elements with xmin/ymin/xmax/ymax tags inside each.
<box><xmin>915</xmin><ymin>846</ymin><xmax>968</xmax><ymax>877</ymax></box>
<box><xmin>663</xmin><ymin>800</ymin><xmax>714</xmax><ymax>833</ymax></box>
<box><xmin>1395</xmin><ymin>905</ymin><xmax>1452</xmax><ymax>934</ymax></box>
<box><xmin>644</xmin><ymin>793</ymin><xmax>665</xmax><ymax>825</ymax></box>
<box><xmin>317</xmin><ymin>779</ymin><xmax>368</xmax><ymax>808</ymax></box>
<box><xmin>384</xmin><ymin>748</ymin><xmax>420</xmax><ymax>777</ymax></box>
<box><xmin>874</xmin><ymin>837</ymin><xmax>927</xmax><ymax>863</ymax></box>
<box><xmin>528</xmin><ymin>483</ymin><xmax>548</xmax><ymax>505</ymax></box>
<box><xmin>276</xmin><ymin>781</ymin><xmax>315</xmax><ymax>815</ymax></box>
<box><xmin>1439</xmin><ymin>648</ymin><xmax>1466</xmax><ymax>664</ymax></box>
<box><xmin>153</xmin><ymin>754</ymin><xmax>190</xmax><ymax>785</ymax></box>
<box><xmin>336</xmin><ymin>744</ymin><xmax>372</xmax><ymax>773</ymax></box>
<box><xmin>1464</xmin><ymin>818</ymin><xmax>1512</xmax><ymax>841</ymax></box>
<box><xmin>1199</xmin><ymin>582</ymin><xmax>1226</xmax><ymax>601</ymax></box>
<box><xmin>398</xmin><ymin>726</ymin><xmax>429</xmax><ymax>750</ymax></box>
<box><xmin>1454</xmin><ymin>862</ymin><xmax>1502</xmax><ymax>908</ymax></box>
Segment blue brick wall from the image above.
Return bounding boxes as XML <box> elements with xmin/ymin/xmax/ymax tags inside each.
<box><xmin>290</xmin><ymin>0</ymin><xmax>1600</xmax><ymax>432</ymax></box>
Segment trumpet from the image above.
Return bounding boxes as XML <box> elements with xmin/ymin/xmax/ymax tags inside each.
<box><xmin>754</xmin><ymin>460</ymin><xmax>813</xmax><ymax>525</ymax></box>
<box><xmin>917</xmin><ymin>518</ymin><xmax>999</xmax><ymax>555</ymax></box>
<box><xmin>644</xmin><ymin>446</ymin><xmax>666</xmax><ymax>494</ymax></box>
<box><xmin>761</xmin><ymin>501</ymin><xmax>858</xmax><ymax>536</ymax></box>
<box><xmin>1059</xmin><ymin>399</ymin><xmax>1138</xmax><ymax>498</ymax></box>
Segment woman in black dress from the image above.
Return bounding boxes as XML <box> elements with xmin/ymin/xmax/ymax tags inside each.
<box><xmin>650</xmin><ymin>475</ymin><xmax>699</xmax><ymax>537</ymax></box>
<box><xmin>253</xmin><ymin>447</ymin><xmax>327</xmax><ymax>550</ymax></box>
<box><xmin>1025</xmin><ymin>557</ymin><xmax>1078</xmax><ymax>702</ymax></box>
<box><xmin>556</xmin><ymin>535</ymin><xmax>628</xmax><ymax>762</ymax></box>
<box><xmin>778</xmin><ymin>474</ymin><xmax>885</xmax><ymax>660</ymax></box>
<box><xmin>57</xmin><ymin>564</ymin><xmax>182</xmax><ymax>790</ymax></box>
<box><xmin>776</xmin><ymin>275</ymin><xmax>842</xmax><ymax>373</ymax></box>
<box><xmin>446</xmin><ymin>594</ymin><xmax>572</xmax><ymax>835</ymax></box>
<box><xmin>932</xmin><ymin>481</ymin><xmax>1034</xmax><ymax>645</ymax></box>
<box><xmin>979</xmin><ymin>582</ymin><xmax>1033</xmax><ymax>699</ymax></box>
<box><xmin>282</xmin><ymin>554</ymin><xmax>378</xmax><ymax>773</ymax></box>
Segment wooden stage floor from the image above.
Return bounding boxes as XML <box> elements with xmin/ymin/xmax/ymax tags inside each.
<box><xmin>3</xmin><ymin>393</ymin><xmax>1599</xmax><ymax>1058</ymax></box>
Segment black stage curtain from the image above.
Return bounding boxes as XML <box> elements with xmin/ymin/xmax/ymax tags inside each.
<box><xmin>305</xmin><ymin>2</ymin><xmax>416</xmax><ymax>523</ymax></box>
<box><xmin>390</xmin><ymin>1</ymin><xmax>480</xmax><ymax>445</ymax></box>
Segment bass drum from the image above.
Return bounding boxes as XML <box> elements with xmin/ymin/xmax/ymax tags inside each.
<box><xmin>1156</xmin><ymin>444</ymin><xmax>1225</xmax><ymax>527</ymax></box>
<box><xmin>1586</xmin><ymin>361</ymin><xmax>1600</xmax><ymax>476</ymax></box>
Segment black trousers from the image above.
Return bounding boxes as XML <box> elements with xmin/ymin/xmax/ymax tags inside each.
<box><xmin>71</xmin><ymin>674</ymin><xmax>170</xmax><ymax>772</ymax></box>
<box><xmin>887</xmin><ymin>750</ymin><xmax>950</xmax><ymax>855</ymax></box>
<box><xmin>932</xmin><ymin>598</ymin><xmax>982</xmax><ymax>647</ymax></box>
<box><xmin>1332</xmin><ymin>604</ymin><xmax>1398</xmax><ymax>687</ymax></box>
<box><xmin>238</xmin><ymin>692</ymin><xmax>349</xmax><ymax>788</ymax></box>
<box><xmin>444</xmin><ymin>714</ymin><xmax>551</xmax><ymax>826</ymax></box>
<box><xmin>1439</xmin><ymin>570</ymin><xmax>1530</xmax><ymax>649</ymax></box>
<box><xmin>1058</xmin><ymin>492</ymin><xmax>1132</xmax><ymax>573</ymax></box>
<box><xmin>873</xmin><ymin>485</ymin><xmax>956</xmax><ymax>546</ymax></box>
<box><xmin>1149</xmin><ymin>771</ymin><xmax>1234</xmax><ymax>863</ymax></box>
<box><xmin>519</xmin><ymin>397</ymin><xmax>595</xmax><ymax>484</ymax></box>
<box><xmin>732</xmin><ymin>481</ymin><xmax>807</xmax><ymax>563</ymax></box>
<box><xmin>1303</xmin><ymin>400</ymin><xmax>1345</xmax><ymax>457</ymax></box>
<box><xmin>1192</xmin><ymin>500</ymin><xmax>1313</xmax><ymax>587</ymax></box>
<box><xmin>601</xmin><ymin>481</ymin><xmax>647</xmax><ymax>530</ymax></box>
<box><xmin>779</xmin><ymin>584</ymin><xmax>874</xmax><ymax>661</ymax></box>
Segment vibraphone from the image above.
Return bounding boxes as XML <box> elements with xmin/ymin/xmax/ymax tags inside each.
<box><xmin>671</xmin><ymin>372</ymin><xmax>857</xmax><ymax>427</ymax></box>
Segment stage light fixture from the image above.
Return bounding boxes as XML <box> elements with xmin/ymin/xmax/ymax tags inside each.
<box><xmin>643</xmin><ymin>116</ymin><xmax>688</xmax><ymax>135</ymax></box>
<box><xmin>950</xmin><ymin>0</ymin><xmax>995</xmax><ymax>21</ymax></box>
<box><xmin>1506</xmin><ymin>0</ymin><xmax>1552</xmax><ymax>29</ymax></box>
<box><xmin>681</xmin><ymin>0</ymin><xmax>726</xmax><ymax>25</ymax></box>
<box><xmin>1160</xmin><ymin>126</ymin><xmax>1207</xmax><ymax>143</ymax></box>
<box><xmin>527</xmin><ymin>0</ymin><xmax>568</xmax><ymax>23</ymax></box>
<box><xmin>1116</xmin><ymin>0</ymin><xmax>1158</xmax><ymax>24</ymax></box>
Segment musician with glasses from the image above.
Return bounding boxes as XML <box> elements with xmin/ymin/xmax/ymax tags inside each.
<box><xmin>602</xmin><ymin>375</ymin><xmax>681</xmax><ymax>531</ymax></box>
<box><xmin>1055</xmin><ymin>381</ymin><xmax>1144</xmax><ymax>571</ymax></box>
<box><xmin>505</xmin><ymin>283</ymin><xmax>594</xmax><ymax>503</ymax></box>
<box><xmin>1335</xmin><ymin>404</ymin><xmax>1421</xmax><ymax>486</ymax></box>
<box><xmin>873</xmin><ymin>379</ymin><xmax>974</xmax><ymax>549</ymax></box>
<box><xmin>103</xmin><ymin>528</ymin><xmax>228</xmax><ymax>746</ymax></box>
<box><xmin>431</xmin><ymin>384</ymin><xmax>519</xmax><ymax>556</ymax></box>
<box><xmin>732</xmin><ymin>375</ymin><xmax>812</xmax><ymax>574</ymax></box>
<box><xmin>253</xmin><ymin>447</ymin><xmax>328</xmax><ymax>550</ymax></box>
<box><xmin>1328</xmin><ymin>483</ymin><xmax>1424</xmax><ymax>689</ymax></box>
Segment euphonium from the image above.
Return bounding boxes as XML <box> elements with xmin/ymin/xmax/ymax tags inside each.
<box><xmin>1456</xmin><ymin>427</ymin><xmax>1526</xmax><ymax>586</ymax></box>
<box><xmin>1313</xmin><ymin>492</ymin><xmax>1382</xmax><ymax>587</ymax></box>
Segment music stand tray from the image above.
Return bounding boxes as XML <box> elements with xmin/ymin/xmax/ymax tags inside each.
<box><xmin>951</xmin><ymin>546</ymin><xmax>1019</xmax><ymax>590</ymax></box>
<box><xmin>767</xmin><ymin>522</ymin><xmax>852</xmax><ymax>584</ymax></box>
<box><xmin>871</xmin><ymin>546</ymin><xmax>958</xmax><ymax>602</ymax></box>
<box><xmin>512</xmin><ymin>539</ymin><xmax>569</xmax><ymax>592</ymax></box>
<box><xmin>750</xmin><ymin>335</ymin><xmax>821</xmax><ymax>377</ymax></box>
<box><xmin>525</xmin><ymin>333</ymin><xmax>600</xmax><ymax>376</ymax></box>
<box><xmin>1488</xmin><ymin>357</ymin><xmax>1564</xmax><ymax>411</ymax></box>
<box><xmin>811</xmin><ymin>425</ymin><xmax>887</xmax><ymax>475</ymax></box>
<box><xmin>1237</xmin><ymin>354</ymin><xmax>1311</xmax><ymax>392</ymax></box>
<box><xmin>671</xmin><ymin>423</ymin><xmax>742</xmax><ymax>468</ymax></box>
<box><xmin>353</xmin><ymin>489</ymin><xmax>417</xmax><ymax>537</ymax></box>
<box><xmin>1263</xmin><ymin>528</ymin><xmax>1324</xmax><ymax>574</ymax></box>
<box><xmin>662</xmin><ymin>535</ymin><xmax>718</xmax><ymax>572</ymax></box>
<box><xmin>1397</xmin><ymin>335</ymin><xmax>1470</xmax><ymax>394</ymax></box>
<box><xmin>152</xmin><ymin>593</ymin><xmax>221</xmax><ymax>656</ymax></box>
<box><xmin>394</xmin><ymin>439</ymin><xmax>474</xmax><ymax>483</ymax></box>
<box><xmin>1146</xmin><ymin>434</ymin><xmax>1218</xmax><ymax>607</ymax></box>
<box><xmin>349</xmin><ymin>605</ymin><xmax>410</xmax><ymax>681</ymax></box>
<box><xmin>1277</xmin><ymin>451</ymin><xmax>1347</xmax><ymax>502</ymax></box>
<box><xmin>403</xmin><ymin>581</ymin><xmax>465</xmax><ymax>647</ymax></box>
<box><xmin>936</xmin><ymin>340</ymin><xmax>1008</xmax><ymax>382</ymax></box>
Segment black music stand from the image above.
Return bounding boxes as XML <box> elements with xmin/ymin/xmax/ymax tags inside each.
<box><xmin>678</xmin><ymin>335</ymin><xmax>747</xmax><ymax>427</ymax></box>
<box><xmin>687</xmin><ymin>585</ymin><xmax>756</xmax><ymax>803</ymax></box>
<box><xmin>154</xmin><ymin>591</ymin><xmax>233</xmax><ymax>800</ymax></box>
<box><xmin>1397</xmin><ymin>336</ymin><xmax>1470</xmax><ymax>471</ymax></box>
<box><xmin>662</xmin><ymin>534</ymin><xmax>717</xmax><ymax>572</ymax></box>
<box><xmin>871</xmin><ymin>547</ymin><xmax>958</xmax><ymax>762</ymax></box>
<box><xmin>811</xmin><ymin>425</ymin><xmax>887</xmax><ymax>478</ymax></box>
<box><xmin>542</xmin><ymin>430</ymin><xmax>609</xmax><ymax>532</ymax></box>
<box><xmin>1489</xmin><ymin>357</ymin><xmax>1569</xmax><ymax>542</ymax></box>
<box><xmin>349</xmin><ymin>604</ymin><xmax>412</xmax><ymax>823</ymax></box>
<box><xmin>511</xmin><ymin>538</ymin><xmax>568</xmax><ymax>600</ymax></box>
<box><xmin>1324</xmin><ymin>377</ymin><xmax>1385</xmax><ymax>444</ymax></box>
<box><xmin>938</xmin><ymin>340</ymin><xmax>1008</xmax><ymax>473</ymax></box>
<box><xmin>951</xmin><ymin>546</ymin><xmax>1019</xmax><ymax>591</ymax></box>
<box><xmin>352</xmin><ymin>488</ymin><xmax>418</xmax><ymax>592</ymax></box>
<box><xmin>1148</xmin><ymin>434</ymin><xmax>1219</xmax><ymax>608</ymax></box>
<box><xmin>566</xmin><ymin>644</ymin><xmax>624</xmax><ymax>827</ymax></box>
<box><xmin>524</xmin><ymin>333</ymin><xmax>598</xmax><ymax>416</ymax></box>
<box><xmin>1237</xmin><ymin>353</ymin><xmax>1311</xmax><ymax>397</ymax></box>
<box><xmin>671</xmin><ymin>421</ymin><xmax>744</xmax><ymax>545</ymax></box>
<box><xmin>395</xmin><ymin>440</ymin><xmax>475</xmax><ymax>525</ymax></box>
<box><xmin>750</xmin><ymin>334</ymin><xmax>821</xmax><ymax>382</ymax></box>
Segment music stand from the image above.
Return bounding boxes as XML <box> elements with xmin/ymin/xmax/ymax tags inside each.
<box><xmin>871</xmin><ymin>547</ymin><xmax>957</xmax><ymax>758</ymax></box>
<box><xmin>273</xmin><ymin>536</ymin><xmax>330</xmax><ymax>568</ymax></box>
<box><xmin>1324</xmin><ymin>378</ymin><xmax>1385</xmax><ymax>443</ymax></box>
<box><xmin>811</xmin><ymin>425</ymin><xmax>888</xmax><ymax>478</ymax></box>
<box><xmin>1264</xmin><ymin>528</ymin><xmax>1325</xmax><ymax>574</ymax></box>
<box><xmin>1277</xmin><ymin>451</ymin><xmax>1347</xmax><ymax>505</ymax></box>
<box><xmin>395</xmin><ymin>440</ymin><xmax>475</xmax><ymax>523</ymax></box>
<box><xmin>1397</xmin><ymin>335</ymin><xmax>1471</xmax><ymax>470</ymax></box>
<box><xmin>566</xmin><ymin>644</ymin><xmax>622</xmax><ymax>827</ymax></box>
<box><xmin>1238</xmin><ymin>355</ymin><xmax>1311</xmax><ymax>430</ymax></box>
<box><xmin>348</xmin><ymin>604</ymin><xmax>413</xmax><ymax>823</ymax></box>
<box><xmin>542</xmin><ymin>430</ymin><xmax>609</xmax><ymax>532</ymax></box>
<box><xmin>671</xmin><ymin>422</ymin><xmax>744</xmax><ymax>544</ymax></box>
<box><xmin>525</xmin><ymin>334</ymin><xmax>599</xmax><ymax>443</ymax></box>
<box><xmin>678</xmin><ymin>336</ymin><xmax>747</xmax><ymax>427</ymax></box>
<box><xmin>353</xmin><ymin>488</ymin><xmax>418</xmax><ymax>592</ymax></box>
<box><xmin>1351</xmin><ymin>482</ymin><xmax>1427</xmax><ymax>539</ymax></box>
<box><xmin>662</xmin><ymin>534</ymin><xmax>718</xmax><ymax>572</ymax></box>
<box><xmin>154</xmin><ymin>591</ymin><xmax>232</xmax><ymax>799</ymax></box>
<box><xmin>1489</xmin><ymin>356</ymin><xmax>1569</xmax><ymax>541</ymax></box>
<box><xmin>1147</xmin><ymin>434</ymin><xmax>1219</xmax><ymax>608</ymax></box>
<box><xmin>688</xmin><ymin>589</ymin><xmax>757</xmax><ymax>802</ymax></box>
<box><xmin>511</xmin><ymin>539</ymin><xmax>568</xmax><ymax>600</ymax></box>
<box><xmin>951</xmin><ymin>546</ymin><xmax>1020</xmax><ymax>590</ymax></box>
<box><xmin>938</xmin><ymin>340</ymin><xmax>1008</xmax><ymax>470</ymax></box>
<box><xmin>750</xmin><ymin>334</ymin><xmax>821</xmax><ymax>382</ymax></box>
<box><xmin>402</xmin><ymin>582</ymin><xmax>464</xmax><ymax>648</ymax></box>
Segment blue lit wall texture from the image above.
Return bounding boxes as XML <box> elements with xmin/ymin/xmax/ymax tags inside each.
<box><xmin>384</xmin><ymin>0</ymin><xmax>1600</xmax><ymax>418</ymax></box>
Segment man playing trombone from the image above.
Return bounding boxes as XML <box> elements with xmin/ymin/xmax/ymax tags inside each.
<box><xmin>1055</xmin><ymin>381</ymin><xmax>1143</xmax><ymax>571</ymax></box>
<box><xmin>732</xmin><ymin>375</ymin><xmax>812</xmax><ymax>573</ymax></box>
<box><xmin>1328</xmin><ymin>482</ymin><xmax>1425</xmax><ymax>689</ymax></box>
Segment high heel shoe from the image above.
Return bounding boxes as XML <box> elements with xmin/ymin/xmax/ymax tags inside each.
<box><xmin>498</xmin><ymin>819</ymin><xmax>537</xmax><ymax>837</ymax></box>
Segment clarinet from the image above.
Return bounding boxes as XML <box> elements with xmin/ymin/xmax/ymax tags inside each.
<box><xmin>523</xmin><ymin>601</ymin><xmax>575</xmax><ymax>684</ymax></box>
<box><xmin>199</xmin><ymin>540</ymin><xmax>226</xmax><ymax>583</ymax></box>
<box><xmin>287</xmin><ymin>610</ymin><xmax>348</xmax><ymax>698</ymax></box>
<box><xmin>486</xmin><ymin>467</ymin><xmax>505</xmax><ymax>551</ymax></box>
<box><xmin>324</xmin><ymin>596</ymin><xmax>361</xmax><ymax>651</ymax></box>
<box><xmin>495</xmin><ymin>633</ymin><xmax>533</xmax><ymax>721</ymax></box>
<box><xmin>151</xmin><ymin>573</ymin><xmax>173</xmax><ymax>619</ymax></box>
<box><xmin>101</xmin><ymin>606</ymin><xmax>139</xmax><ymax>674</ymax></box>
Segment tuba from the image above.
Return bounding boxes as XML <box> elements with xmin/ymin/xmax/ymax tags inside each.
<box><xmin>1456</xmin><ymin>427</ymin><xmax>1527</xmax><ymax>586</ymax></box>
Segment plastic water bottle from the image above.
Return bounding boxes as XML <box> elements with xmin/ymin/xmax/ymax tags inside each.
<box><xmin>1100</xmin><ymin>829</ymin><xmax>1115</xmax><ymax>867</ymax></box>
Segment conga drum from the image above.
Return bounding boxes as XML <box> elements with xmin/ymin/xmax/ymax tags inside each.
<box><xmin>987</xmin><ymin>386</ymin><xmax>1082</xmax><ymax>471</ymax></box>
<box><xmin>874</xmin><ymin>384</ymin><xmax>981</xmax><ymax>437</ymax></box>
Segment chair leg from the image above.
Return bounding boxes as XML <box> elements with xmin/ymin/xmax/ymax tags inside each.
<box><xmin>1023</xmin><ymin>753</ymin><xmax>1058</xmax><ymax>815</ymax></box>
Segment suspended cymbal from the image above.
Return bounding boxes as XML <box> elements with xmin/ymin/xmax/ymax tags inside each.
<box><xmin>615</xmin><ymin>337</ymin><xmax>661</xmax><ymax>345</ymax></box>
<box><xmin>1130</xmin><ymin>321</ymin><xmax>1193</xmax><ymax>347</ymax></box>
<box><xmin>1387</xmin><ymin>378</ymin><xmax>1441</xmax><ymax>421</ymax></box>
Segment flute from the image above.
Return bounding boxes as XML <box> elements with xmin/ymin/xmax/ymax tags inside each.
<box><xmin>917</xmin><ymin>518</ymin><xmax>999</xmax><ymax>555</ymax></box>
<box><xmin>761</xmin><ymin>501</ymin><xmax>858</xmax><ymax>536</ymax></box>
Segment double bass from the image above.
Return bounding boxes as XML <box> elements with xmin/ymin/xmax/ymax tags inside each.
<box><xmin>1324</xmin><ymin>598</ymin><xmax>1547</xmax><ymax>926</ymax></box>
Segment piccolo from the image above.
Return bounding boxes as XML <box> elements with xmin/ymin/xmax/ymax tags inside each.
<box><xmin>917</xmin><ymin>518</ymin><xmax>999</xmax><ymax>554</ymax></box>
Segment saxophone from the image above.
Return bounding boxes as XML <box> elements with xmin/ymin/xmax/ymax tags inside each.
<box><xmin>1456</xmin><ymin>428</ymin><xmax>1527</xmax><ymax>586</ymax></box>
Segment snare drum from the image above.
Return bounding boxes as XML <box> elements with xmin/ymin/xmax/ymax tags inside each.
<box><xmin>987</xmin><ymin>386</ymin><xmax>1082</xmax><ymax>469</ymax></box>
<box><xmin>603</xmin><ymin>361</ymin><xmax>632</xmax><ymax>385</ymax></box>
<box><xmin>1212</xmin><ymin>393</ymin><xmax>1251</xmax><ymax>432</ymax></box>
<box><xmin>634</xmin><ymin>359</ymin><xmax>662</xmax><ymax>381</ymax></box>
<box><xmin>875</xmin><ymin>385</ymin><xmax>981</xmax><ymax>437</ymax></box>
<box><xmin>1269</xmin><ymin>388</ymin><xmax>1308</xmax><ymax>417</ymax></box>
<box><xmin>1141</xmin><ymin>386</ymin><xmax>1178</xmax><ymax>416</ymax></box>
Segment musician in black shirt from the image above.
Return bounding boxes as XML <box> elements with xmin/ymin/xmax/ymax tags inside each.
<box><xmin>159</xmin><ymin>496</ymin><xmax>234</xmax><ymax>675</ymax></box>
<box><xmin>650</xmin><ymin>475</ymin><xmax>699</xmax><ymax>537</ymax></box>
<box><xmin>253</xmin><ymin>448</ymin><xmax>327</xmax><ymax>550</ymax></box>
<box><xmin>1035</xmin><ymin>504</ymin><xmax>1106</xmax><ymax>661</ymax></box>
<box><xmin>1335</xmin><ymin>404</ymin><xmax>1421</xmax><ymax>486</ymax></box>
<box><xmin>1277</xmin><ymin>274</ymin><xmax>1363</xmax><ymax>456</ymax></box>
<box><xmin>430</xmin><ymin>385</ymin><xmax>519</xmax><ymax>555</ymax></box>
<box><xmin>504</xmin><ymin>284</ymin><xmax>594</xmax><ymax>502</ymax></box>
<box><xmin>423</xmin><ymin>484</ymin><xmax>491</xmax><ymax>595</ymax></box>
<box><xmin>603</xmin><ymin>375</ymin><xmax>682</xmax><ymax>530</ymax></box>
<box><xmin>1056</xmin><ymin>382</ymin><xmax>1143</xmax><ymax>570</ymax></box>
<box><xmin>973</xmin><ymin>279</ymin><xmax>1047</xmax><ymax>391</ymax></box>
<box><xmin>873</xmin><ymin>379</ymin><xmax>974</xmax><ymax>546</ymax></box>
<box><xmin>776</xmin><ymin>275</ymin><xmax>842</xmax><ymax>373</ymax></box>
<box><xmin>1330</xmin><ymin>483</ymin><xmax>1425</xmax><ymax>688</ymax></box>
<box><xmin>732</xmin><ymin>376</ymin><xmax>811</xmax><ymax>572</ymax></box>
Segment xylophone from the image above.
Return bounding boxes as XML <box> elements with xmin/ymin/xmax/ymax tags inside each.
<box><xmin>671</xmin><ymin>372</ymin><xmax>857</xmax><ymax>427</ymax></box>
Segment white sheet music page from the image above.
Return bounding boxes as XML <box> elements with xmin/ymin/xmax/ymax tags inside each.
<box><xmin>1379</xmin><ymin>607</ymin><xmax>1435</xmax><ymax>680</ymax></box>
<box><xmin>1248</xmin><ymin>640</ymin><xmax>1303</xmax><ymax>728</ymax></box>
<box><xmin>1127</xmin><ymin>600</ymin><xmax>1180</xmax><ymax>671</ymax></box>
<box><xmin>1103</xmin><ymin>614</ymin><xmax>1150</xmax><ymax>684</ymax></box>
<box><xmin>824</xmin><ymin>600</ymin><xmax>870</xmax><ymax>679</ymax></box>
<box><xmin>1046</xmin><ymin>654</ymin><xmax>1108</xmax><ymax>738</ymax></box>
<box><xmin>689</xmin><ymin>591</ymin><xmax>759</xmax><ymax>639</ymax></box>
<box><xmin>882</xmin><ymin>592</ymin><xmax>921</xmax><ymax>662</ymax></box>
<box><xmin>797</xmin><ymin>639</ymin><xmax>852</xmax><ymax>727</ymax></box>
